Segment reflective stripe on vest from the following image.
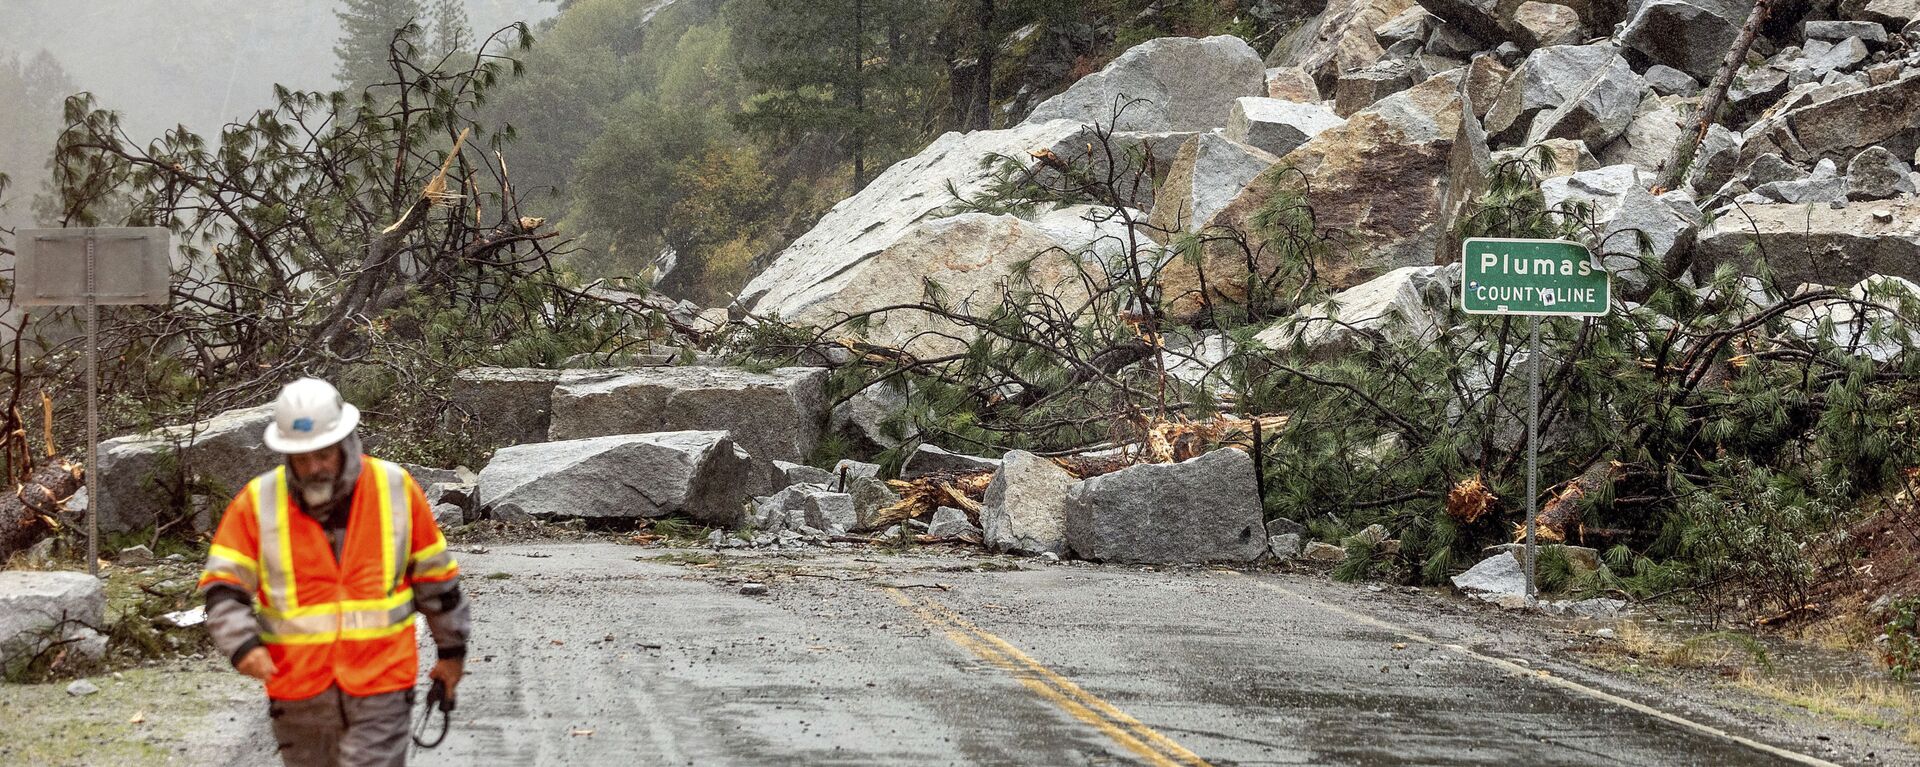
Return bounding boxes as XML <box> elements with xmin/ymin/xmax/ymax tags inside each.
<box><xmin>373</xmin><ymin>457</ymin><xmax>411</xmax><ymax>596</ymax></box>
<box><xmin>253</xmin><ymin>460</ymin><xmax>416</xmax><ymax>645</ymax></box>
<box><xmin>202</xmin><ymin>543</ymin><xmax>261</xmax><ymax>593</ymax></box>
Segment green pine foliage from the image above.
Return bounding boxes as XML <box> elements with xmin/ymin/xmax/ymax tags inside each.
<box><xmin>740</xmin><ymin>132</ymin><xmax>1920</xmax><ymax>623</ymax></box>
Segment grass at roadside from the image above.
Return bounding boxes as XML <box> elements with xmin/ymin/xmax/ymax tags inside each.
<box><xmin>1571</xmin><ymin>618</ymin><xmax>1920</xmax><ymax>748</ymax></box>
<box><xmin>1734</xmin><ymin>671</ymin><xmax>1920</xmax><ymax>746</ymax></box>
<box><xmin>0</xmin><ymin>663</ymin><xmax>260</xmax><ymax>766</ymax></box>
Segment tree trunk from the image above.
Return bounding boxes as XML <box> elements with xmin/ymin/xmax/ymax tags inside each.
<box><xmin>1656</xmin><ymin>0</ymin><xmax>1773</xmax><ymax>194</ymax></box>
<box><xmin>1526</xmin><ymin>460</ymin><xmax>1617</xmax><ymax>543</ymax></box>
<box><xmin>971</xmin><ymin>0</ymin><xmax>995</xmax><ymax>131</ymax></box>
<box><xmin>0</xmin><ymin>459</ymin><xmax>84</xmax><ymax>562</ymax></box>
<box><xmin>851</xmin><ymin>0</ymin><xmax>868</xmax><ymax>188</ymax></box>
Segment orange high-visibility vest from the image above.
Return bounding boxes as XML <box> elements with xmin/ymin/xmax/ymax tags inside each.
<box><xmin>198</xmin><ymin>456</ymin><xmax>459</xmax><ymax>700</ymax></box>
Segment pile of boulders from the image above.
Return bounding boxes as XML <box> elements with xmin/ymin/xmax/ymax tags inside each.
<box><xmin>83</xmin><ymin>379</ymin><xmax>1335</xmax><ymax>565</ymax></box>
<box><xmin>739</xmin><ymin>459</ymin><xmax>906</xmax><ymax>548</ymax></box>
<box><xmin>723</xmin><ymin>0</ymin><xmax>1919</xmax><ymax>370</ymax></box>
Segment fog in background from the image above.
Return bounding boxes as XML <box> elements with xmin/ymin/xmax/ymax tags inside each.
<box><xmin>0</xmin><ymin>0</ymin><xmax>555</xmax><ymax>229</ymax></box>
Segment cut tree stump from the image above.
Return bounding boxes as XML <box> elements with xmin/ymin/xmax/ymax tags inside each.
<box><xmin>1</xmin><ymin>460</ymin><xmax>84</xmax><ymax>561</ymax></box>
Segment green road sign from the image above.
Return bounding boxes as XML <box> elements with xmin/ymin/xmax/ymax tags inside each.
<box><xmin>1459</xmin><ymin>238</ymin><xmax>1610</xmax><ymax>317</ymax></box>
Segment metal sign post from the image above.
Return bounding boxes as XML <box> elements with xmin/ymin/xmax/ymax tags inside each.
<box><xmin>16</xmin><ymin>227</ymin><xmax>171</xmax><ymax>575</ymax></box>
<box><xmin>1460</xmin><ymin>237</ymin><xmax>1609</xmax><ymax>605</ymax></box>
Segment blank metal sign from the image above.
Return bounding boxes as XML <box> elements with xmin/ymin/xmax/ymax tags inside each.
<box><xmin>15</xmin><ymin>227</ymin><xmax>171</xmax><ymax>306</ymax></box>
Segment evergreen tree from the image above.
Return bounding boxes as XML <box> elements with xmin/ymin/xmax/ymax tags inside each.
<box><xmin>731</xmin><ymin>0</ymin><xmax>936</xmax><ymax>189</ymax></box>
<box><xmin>0</xmin><ymin>49</ymin><xmax>75</xmax><ymax>229</ymax></box>
<box><xmin>429</xmin><ymin>0</ymin><xmax>474</xmax><ymax>61</ymax></box>
<box><xmin>334</xmin><ymin>0</ymin><xmax>428</xmax><ymax>91</ymax></box>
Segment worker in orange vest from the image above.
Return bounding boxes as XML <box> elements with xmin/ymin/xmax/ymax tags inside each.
<box><xmin>198</xmin><ymin>377</ymin><xmax>469</xmax><ymax>766</ymax></box>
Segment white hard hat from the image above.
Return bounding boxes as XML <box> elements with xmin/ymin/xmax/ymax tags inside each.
<box><xmin>262</xmin><ymin>377</ymin><xmax>361</xmax><ymax>454</ymax></box>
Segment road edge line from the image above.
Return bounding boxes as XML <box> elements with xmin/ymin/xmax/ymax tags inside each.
<box><xmin>1228</xmin><ymin>572</ymin><xmax>1844</xmax><ymax>767</ymax></box>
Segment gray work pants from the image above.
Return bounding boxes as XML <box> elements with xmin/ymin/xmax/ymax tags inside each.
<box><xmin>267</xmin><ymin>685</ymin><xmax>413</xmax><ymax>767</ymax></box>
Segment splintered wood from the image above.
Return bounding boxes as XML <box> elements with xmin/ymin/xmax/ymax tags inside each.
<box><xmin>868</xmin><ymin>471</ymin><xmax>995</xmax><ymax>531</ymax></box>
<box><xmin>1514</xmin><ymin>460</ymin><xmax>1619</xmax><ymax>543</ymax></box>
<box><xmin>868</xmin><ymin>414</ymin><xmax>1288</xmax><ymax>528</ymax></box>
<box><xmin>1</xmin><ymin>459</ymin><xmax>84</xmax><ymax>560</ymax></box>
<box><xmin>1447</xmin><ymin>475</ymin><xmax>1495</xmax><ymax>525</ymax></box>
<box><xmin>1141</xmin><ymin>414</ymin><xmax>1288</xmax><ymax>464</ymax></box>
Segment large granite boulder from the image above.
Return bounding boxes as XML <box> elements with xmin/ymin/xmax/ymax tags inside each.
<box><xmin>1162</xmin><ymin>62</ymin><xmax>1497</xmax><ymax>320</ymax></box>
<box><xmin>1254</xmin><ymin>264</ymin><xmax>1456</xmax><ymax>360</ymax></box>
<box><xmin>1847</xmin><ymin>145</ymin><xmax>1919</xmax><ymax>200</ymax></box>
<box><xmin>1511</xmin><ymin>1</ymin><xmax>1587</xmax><ymax>46</ymax></box>
<box><xmin>546</xmin><ymin>366</ymin><xmax>828</xmax><ymax>486</ymax></box>
<box><xmin>1750</xmin><ymin>158</ymin><xmax>1850</xmax><ymax>204</ymax></box>
<box><xmin>1493</xmin><ymin>137</ymin><xmax>1599</xmax><ymax>178</ymax></box>
<box><xmin>979</xmin><ymin>450</ymin><xmax>1075</xmax><ymax>555</ymax></box>
<box><xmin>829</xmin><ymin>379</ymin><xmax>915</xmax><ymax>454</ymax></box>
<box><xmin>1033</xmin><ymin>129</ymin><xmax>1199</xmax><ymax>213</ymax></box>
<box><xmin>1781</xmin><ymin>275</ymin><xmax>1920</xmax><ymax>362</ymax></box>
<box><xmin>1149</xmin><ymin>133</ymin><xmax>1282</xmax><ymax>236</ymax></box>
<box><xmin>95</xmin><ymin>404</ymin><xmax>278</xmax><ymax>534</ymax></box>
<box><xmin>1599</xmin><ymin>96</ymin><xmax>1740</xmax><ymax>190</ymax></box>
<box><xmin>1803</xmin><ymin>20</ymin><xmax>1892</xmax><ymax>44</ymax></box>
<box><xmin>1265</xmin><ymin>66</ymin><xmax>1323</xmax><ymax>103</ymax></box>
<box><xmin>1644</xmin><ymin>65</ymin><xmax>1701</xmax><ymax>97</ymax></box>
<box><xmin>1742</xmin><ymin>73</ymin><xmax>1920</xmax><ymax>166</ymax></box>
<box><xmin>900</xmin><ymin>445</ymin><xmax>1002</xmax><ymax>480</ymax></box>
<box><xmin>449</xmin><ymin>367</ymin><xmax>567</xmax><ymax>448</ymax></box>
<box><xmin>1541</xmin><ymin>164</ymin><xmax>1701</xmax><ymax>287</ymax></box>
<box><xmin>1024</xmin><ymin>36</ymin><xmax>1267</xmax><ymax>132</ymax></box>
<box><xmin>1334</xmin><ymin>60</ymin><xmax>1422</xmax><ymax>117</ymax></box>
<box><xmin>1838</xmin><ymin>0</ymin><xmax>1919</xmax><ymax>26</ymax></box>
<box><xmin>1695</xmin><ymin>201</ymin><xmax>1920</xmax><ymax>288</ymax></box>
<box><xmin>1224</xmin><ymin>97</ymin><xmax>1346</xmax><ymax>158</ymax></box>
<box><xmin>476</xmin><ymin>431</ymin><xmax>753</xmax><ymax>527</ymax></box>
<box><xmin>1777</xmin><ymin>38</ymin><xmax>1871</xmax><ymax>87</ymax></box>
<box><xmin>1416</xmin><ymin>0</ymin><xmax>1605</xmax><ymax>49</ymax></box>
<box><xmin>0</xmin><ymin>571</ymin><xmax>105</xmax><ymax>678</ymax></box>
<box><xmin>1159</xmin><ymin>332</ymin><xmax>1241</xmax><ymax>395</ymax></box>
<box><xmin>1619</xmin><ymin>0</ymin><xmax>1754</xmax><ymax>81</ymax></box>
<box><xmin>1065</xmin><ymin>448</ymin><xmax>1267</xmax><ymax>564</ymax></box>
<box><xmin>1483</xmin><ymin>43</ymin><xmax>1644</xmax><ymax>149</ymax></box>
<box><xmin>735</xmin><ymin>118</ymin><xmax>1094</xmax><ymax>319</ymax></box>
<box><xmin>746</xmin><ymin>208</ymin><xmax>1133</xmax><ymax>356</ymax></box>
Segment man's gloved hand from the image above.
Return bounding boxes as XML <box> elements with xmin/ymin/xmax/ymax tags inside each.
<box><xmin>430</xmin><ymin>658</ymin><xmax>464</xmax><ymax>702</ymax></box>
<box><xmin>236</xmin><ymin>646</ymin><xmax>276</xmax><ymax>681</ymax></box>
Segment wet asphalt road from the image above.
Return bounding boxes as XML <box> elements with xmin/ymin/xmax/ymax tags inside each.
<box><xmin>391</xmin><ymin>543</ymin><xmax>1851</xmax><ymax>767</ymax></box>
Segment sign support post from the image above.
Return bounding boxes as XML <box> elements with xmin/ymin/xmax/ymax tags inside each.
<box><xmin>16</xmin><ymin>227</ymin><xmax>171</xmax><ymax>575</ymax></box>
<box><xmin>1460</xmin><ymin>238</ymin><xmax>1609</xmax><ymax>606</ymax></box>
<box><xmin>85</xmin><ymin>237</ymin><xmax>99</xmax><ymax>575</ymax></box>
<box><xmin>1525</xmin><ymin>316</ymin><xmax>1540</xmax><ymax>604</ymax></box>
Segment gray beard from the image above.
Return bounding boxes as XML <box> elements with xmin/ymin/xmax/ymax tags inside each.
<box><xmin>286</xmin><ymin>431</ymin><xmax>362</xmax><ymax>520</ymax></box>
<box><xmin>300</xmin><ymin>482</ymin><xmax>337</xmax><ymax>508</ymax></box>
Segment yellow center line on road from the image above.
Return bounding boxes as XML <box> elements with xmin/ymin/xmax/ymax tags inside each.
<box><xmin>884</xmin><ymin>588</ymin><xmax>1213</xmax><ymax>767</ymax></box>
<box><xmin>911</xmin><ymin>596</ymin><xmax>1213</xmax><ymax>767</ymax></box>
<box><xmin>1225</xmin><ymin>572</ymin><xmax>1844</xmax><ymax>767</ymax></box>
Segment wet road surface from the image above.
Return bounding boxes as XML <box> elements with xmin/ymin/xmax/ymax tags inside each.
<box><xmin>392</xmin><ymin>543</ymin><xmax>1854</xmax><ymax>766</ymax></box>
